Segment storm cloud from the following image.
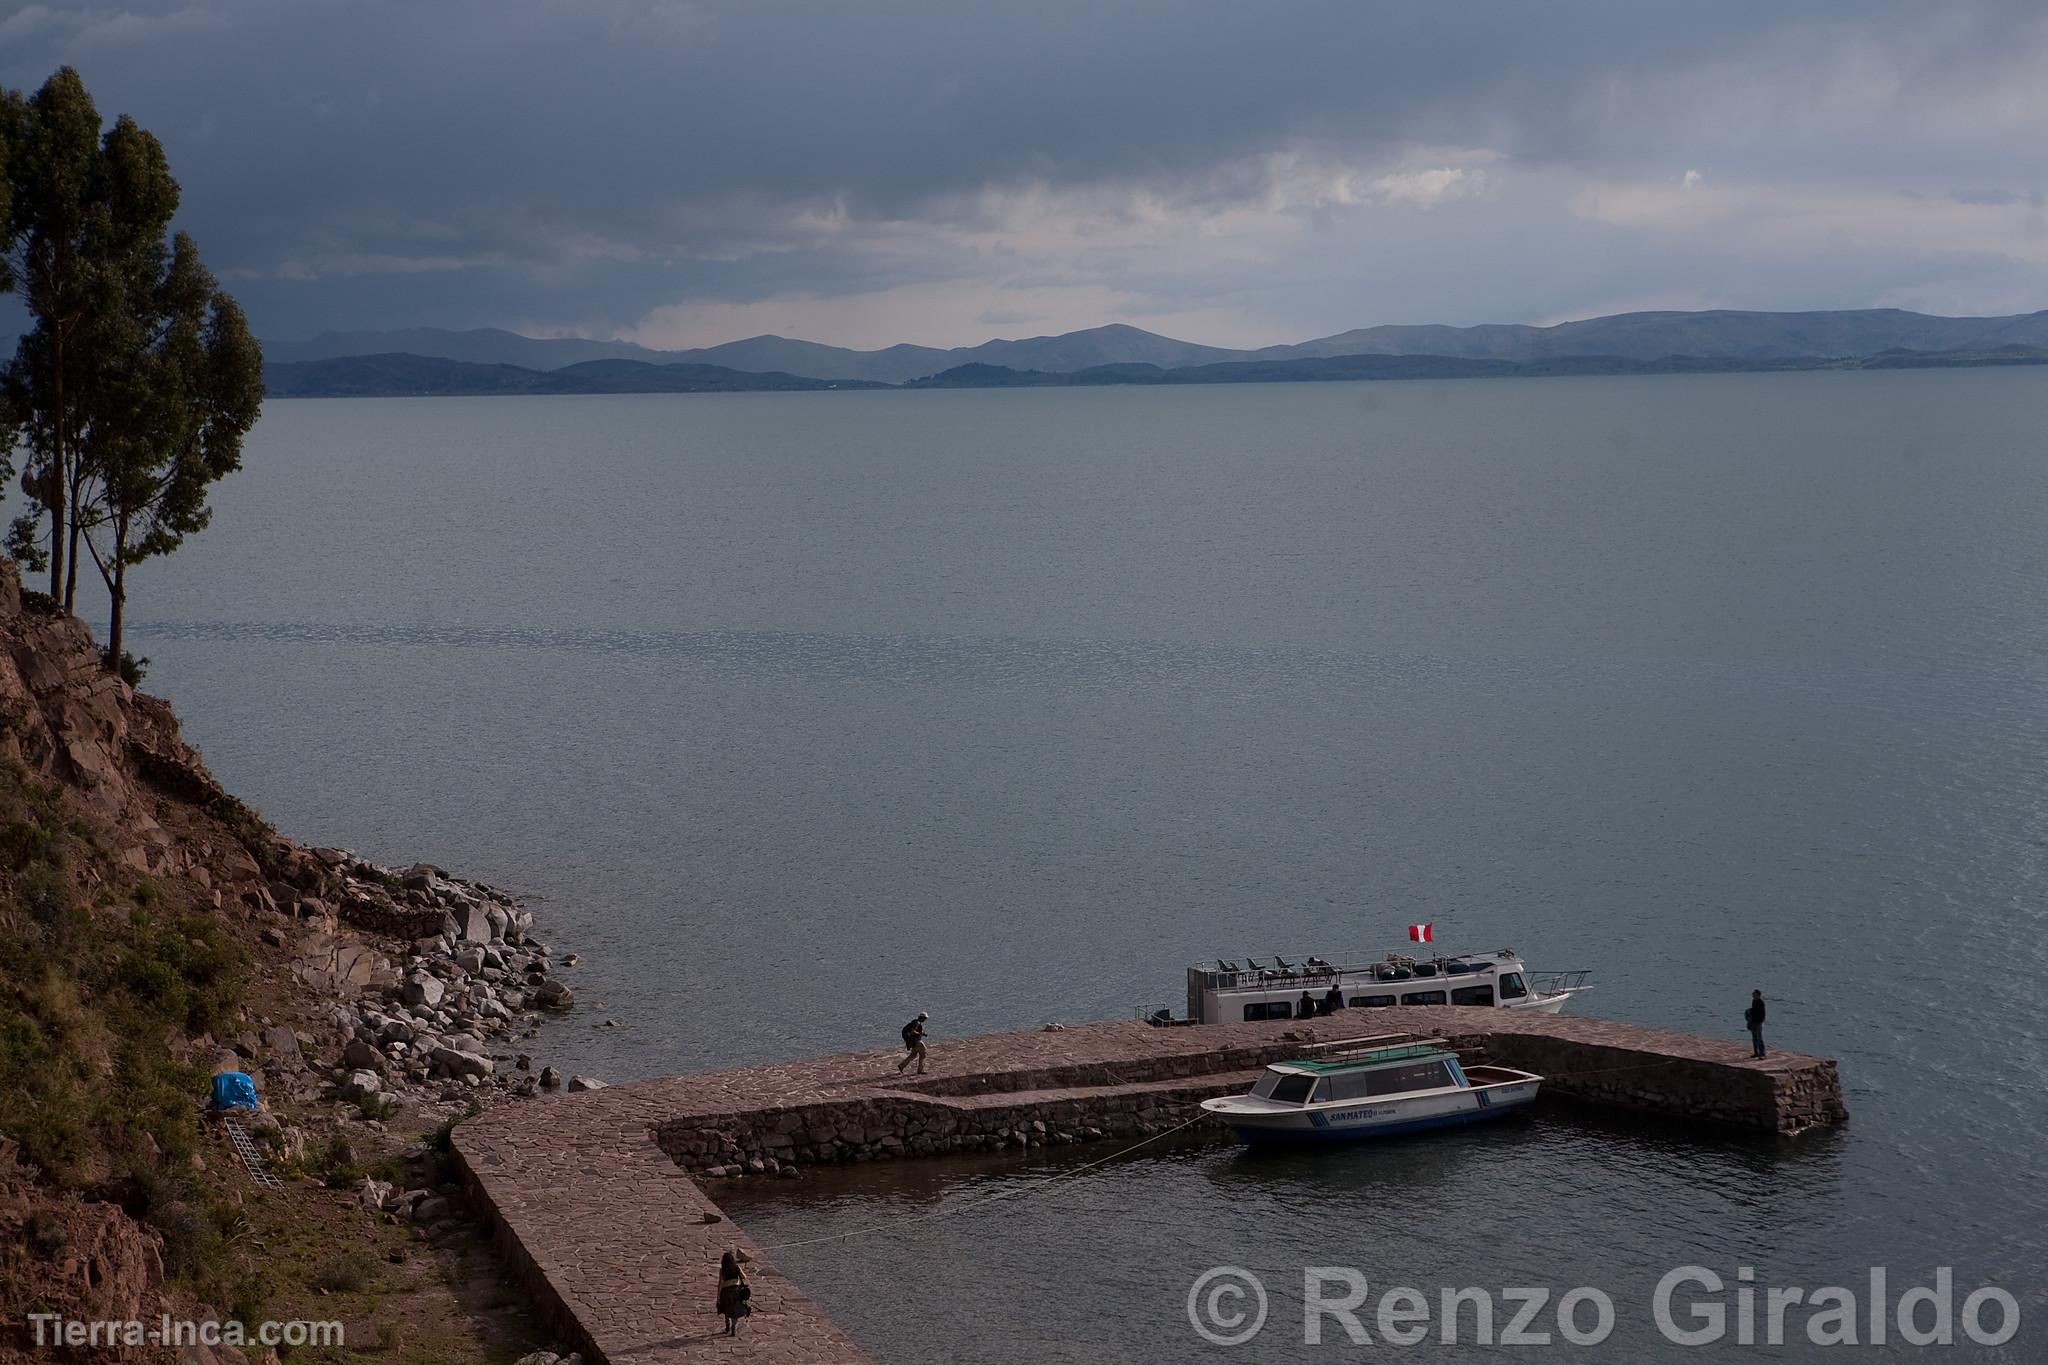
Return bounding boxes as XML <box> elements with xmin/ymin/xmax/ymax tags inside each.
<box><xmin>3</xmin><ymin>0</ymin><xmax>2044</xmax><ymax>346</ymax></box>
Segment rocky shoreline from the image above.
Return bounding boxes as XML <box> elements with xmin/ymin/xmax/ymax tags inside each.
<box><xmin>289</xmin><ymin>847</ymin><xmax>594</xmax><ymax>1111</ymax></box>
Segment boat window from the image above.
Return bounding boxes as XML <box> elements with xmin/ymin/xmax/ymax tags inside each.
<box><xmin>1241</xmin><ymin>1001</ymin><xmax>1294</xmax><ymax>1022</ymax></box>
<box><xmin>1325</xmin><ymin>1071</ymin><xmax>1372</xmax><ymax>1102</ymax></box>
<box><xmin>1451</xmin><ymin>986</ymin><xmax>1495</xmax><ymax>1007</ymax></box>
<box><xmin>1268</xmin><ymin>1074</ymin><xmax>1316</xmax><ymax>1105</ymax></box>
<box><xmin>1349</xmin><ymin>994</ymin><xmax>1396</xmax><ymax>1008</ymax></box>
<box><xmin>1400</xmin><ymin>990</ymin><xmax>1447</xmax><ymax>1006</ymax></box>
<box><xmin>1363</xmin><ymin>1061</ymin><xmax>1456</xmax><ymax>1097</ymax></box>
<box><xmin>1499</xmin><ymin>973</ymin><xmax>1528</xmax><ymax>1000</ymax></box>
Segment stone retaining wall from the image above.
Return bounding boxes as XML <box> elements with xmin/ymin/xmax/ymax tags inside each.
<box><xmin>657</xmin><ymin>1077</ymin><xmax>1246</xmax><ymax>1175</ymax></box>
<box><xmin>1474</xmin><ymin>1028</ymin><xmax>1847</xmax><ymax>1133</ymax></box>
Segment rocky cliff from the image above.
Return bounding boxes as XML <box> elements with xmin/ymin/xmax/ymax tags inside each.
<box><xmin>0</xmin><ymin>558</ymin><xmax>573</xmax><ymax>1364</ymax></box>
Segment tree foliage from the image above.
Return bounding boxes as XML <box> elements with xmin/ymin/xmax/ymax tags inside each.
<box><xmin>0</xmin><ymin>67</ymin><xmax>261</xmax><ymax>664</ymax></box>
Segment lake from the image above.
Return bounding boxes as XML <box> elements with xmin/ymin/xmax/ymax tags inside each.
<box><xmin>117</xmin><ymin>370</ymin><xmax>2047</xmax><ymax>1360</ymax></box>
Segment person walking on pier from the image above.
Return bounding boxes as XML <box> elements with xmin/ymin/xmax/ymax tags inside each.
<box><xmin>1744</xmin><ymin>990</ymin><xmax>1767</xmax><ymax>1059</ymax></box>
<box><xmin>716</xmin><ymin>1249</ymin><xmax>752</xmax><ymax>1336</ymax></box>
<box><xmin>897</xmin><ymin>1011</ymin><xmax>929</xmax><ymax>1074</ymax></box>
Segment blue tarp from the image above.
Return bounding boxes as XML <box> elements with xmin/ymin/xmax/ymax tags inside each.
<box><xmin>211</xmin><ymin>1071</ymin><xmax>258</xmax><ymax>1111</ymax></box>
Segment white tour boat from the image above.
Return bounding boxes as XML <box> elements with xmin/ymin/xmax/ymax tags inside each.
<box><xmin>1200</xmin><ymin>1036</ymin><xmax>1542</xmax><ymax>1146</ymax></box>
<box><xmin>1165</xmin><ymin>947</ymin><xmax>1590</xmax><ymax>1026</ymax></box>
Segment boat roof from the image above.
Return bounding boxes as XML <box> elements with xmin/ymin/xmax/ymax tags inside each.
<box><xmin>1272</xmin><ymin>1041</ymin><xmax>1456</xmax><ymax>1072</ymax></box>
<box><xmin>1191</xmin><ymin>948</ymin><xmax>1524</xmax><ymax>973</ymax></box>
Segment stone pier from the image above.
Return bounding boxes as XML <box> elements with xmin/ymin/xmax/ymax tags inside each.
<box><xmin>451</xmin><ymin>1009</ymin><xmax>1844</xmax><ymax>1365</ymax></box>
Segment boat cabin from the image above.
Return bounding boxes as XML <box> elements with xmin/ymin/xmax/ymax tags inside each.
<box><xmin>1198</xmin><ymin>1033</ymin><xmax>1545</xmax><ymax>1145</ymax></box>
<box><xmin>1180</xmin><ymin>948</ymin><xmax>1588</xmax><ymax>1024</ymax></box>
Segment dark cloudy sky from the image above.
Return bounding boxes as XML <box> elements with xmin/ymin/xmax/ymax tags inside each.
<box><xmin>4</xmin><ymin>1</ymin><xmax>2045</xmax><ymax>348</ymax></box>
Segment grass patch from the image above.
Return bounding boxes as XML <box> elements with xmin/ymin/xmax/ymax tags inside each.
<box><xmin>309</xmin><ymin>1247</ymin><xmax>379</xmax><ymax>1294</ymax></box>
<box><xmin>0</xmin><ymin>757</ymin><xmax>251</xmax><ymax>1306</ymax></box>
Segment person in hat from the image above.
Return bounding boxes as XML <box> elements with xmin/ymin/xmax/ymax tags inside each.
<box><xmin>897</xmin><ymin>1012</ymin><xmax>929</xmax><ymax>1074</ymax></box>
<box><xmin>716</xmin><ymin>1249</ymin><xmax>752</xmax><ymax>1335</ymax></box>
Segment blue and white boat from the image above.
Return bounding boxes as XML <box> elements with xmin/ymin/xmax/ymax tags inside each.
<box><xmin>1200</xmin><ymin>1037</ymin><xmax>1541</xmax><ymax>1146</ymax></box>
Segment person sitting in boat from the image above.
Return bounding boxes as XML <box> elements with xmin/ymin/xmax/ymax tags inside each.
<box><xmin>1323</xmin><ymin>985</ymin><xmax>1344</xmax><ymax>1013</ymax></box>
<box><xmin>1299</xmin><ymin>989</ymin><xmax>1320</xmax><ymax>1018</ymax></box>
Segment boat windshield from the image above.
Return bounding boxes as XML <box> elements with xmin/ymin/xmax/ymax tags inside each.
<box><xmin>1251</xmin><ymin>1072</ymin><xmax>1318</xmax><ymax>1105</ymax></box>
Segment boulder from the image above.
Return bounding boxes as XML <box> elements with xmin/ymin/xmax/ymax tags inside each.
<box><xmin>356</xmin><ymin>1178</ymin><xmax>395</xmax><ymax>1211</ymax></box>
<box><xmin>454</xmin><ymin>903</ymin><xmax>493</xmax><ymax>944</ymax></box>
<box><xmin>566</xmin><ymin>1075</ymin><xmax>606</xmax><ymax>1092</ymax></box>
<box><xmin>410</xmin><ymin>1194</ymin><xmax>453</xmax><ymax>1225</ymax></box>
<box><xmin>539</xmin><ymin>1067</ymin><xmax>562</xmax><ymax>1088</ymax></box>
<box><xmin>428</xmin><ymin>1046</ymin><xmax>493</xmax><ymax>1079</ymax></box>
<box><xmin>452</xmin><ymin>947</ymin><xmax>486</xmax><ymax>975</ymax></box>
<box><xmin>342</xmin><ymin>1039</ymin><xmax>383</xmax><ymax>1070</ymax></box>
<box><xmin>262</xmin><ymin>1023</ymin><xmax>301</xmax><ymax>1064</ymax></box>
<box><xmin>399</xmin><ymin>975</ymin><xmax>446</xmax><ymax>1010</ymax></box>
<box><xmin>343</xmin><ymin>1070</ymin><xmax>383</xmax><ymax>1101</ymax></box>
<box><xmin>532</xmin><ymin>979</ymin><xmax>574</xmax><ymax>1010</ymax></box>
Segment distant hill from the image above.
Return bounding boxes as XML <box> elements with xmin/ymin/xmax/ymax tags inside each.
<box><xmin>262</xmin><ymin>326</ymin><xmax>667</xmax><ymax>369</ymax></box>
<box><xmin>263</xmin><ymin>322</ymin><xmax>1270</xmax><ymax>383</ymax></box>
<box><xmin>905</xmin><ymin>346</ymin><xmax>2048</xmax><ymax>390</ymax></box>
<box><xmin>262</xmin><ymin>353</ymin><xmax>887</xmax><ymax>398</ymax></box>
<box><xmin>1255</xmin><ymin>308</ymin><xmax>2048</xmax><ymax>364</ymax></box>
<box><xmin>265</xmin><ymin>309</ymin><xmax>2048</xmax><ymax>384</ymax></box>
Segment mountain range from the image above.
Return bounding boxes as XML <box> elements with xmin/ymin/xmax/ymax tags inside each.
<box><xmin>265</xmin><ymin>343</ymin><xmax>2048</xmax><ymax>400</ymax></box>
<box><xmin>260</xmin><ymin>353</ymin><xmax>886</xmax><ymax>399</ymax></box>
<box><xmin>264</xmin><ymin>308</ymin><xmax>2048</xmax><ymax>387</ymax></box>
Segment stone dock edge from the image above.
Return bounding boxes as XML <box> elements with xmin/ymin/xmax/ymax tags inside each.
<box><xmin>452</xmin><ymin>1009</ymin><xmax>1845</xmax><ymax>1364</ymax></box>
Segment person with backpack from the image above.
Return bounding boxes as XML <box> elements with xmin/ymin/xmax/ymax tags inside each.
<box><xmin>897</xmin><ymin>1011</ymin><xmax>929</xmax><ymax>1074</ymax></box>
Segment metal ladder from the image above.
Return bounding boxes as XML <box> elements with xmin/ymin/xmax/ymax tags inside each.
<box><xmin>224</xmin><ymin>1119</ymin><xmax>282</xmax><ymax>1190</ymax></box>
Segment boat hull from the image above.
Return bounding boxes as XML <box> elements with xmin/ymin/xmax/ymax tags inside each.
<box><xmin>1207</xmin><ymin>1078</ymin><xmax>1540</xmax><ymax>1146</ymax></box>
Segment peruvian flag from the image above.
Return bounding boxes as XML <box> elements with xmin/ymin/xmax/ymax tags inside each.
<box><xmin>1408</xmin><ymin>923</ymin><xmax>1434</xmax><ymax>943</ymax></box>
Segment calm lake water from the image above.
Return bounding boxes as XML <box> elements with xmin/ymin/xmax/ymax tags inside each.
<box><xmin>106</xmin><ymin>371</ymin><xmax>2047</xmax><ymax>1360</ymax></box>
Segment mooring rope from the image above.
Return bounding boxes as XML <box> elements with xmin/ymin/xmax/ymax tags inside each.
<box><xmin>744</xmin><ymin>1114</ymin><xmax>1208</xmax><ymax>1255</ymax></box>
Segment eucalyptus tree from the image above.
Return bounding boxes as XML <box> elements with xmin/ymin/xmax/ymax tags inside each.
<box><xmin>0</xmin><ymin>68</ymin><xmax>108</xmax><ymax>601</ymax></box>
<box><xmin>0</xmin><ymin>67</ymin><xmax>259</xmax><ymax>665</ymax></box>
<box><xmin>75</xmin><ymin>233</ymin><xmax>262</xmax><ymax>671</ymax></box>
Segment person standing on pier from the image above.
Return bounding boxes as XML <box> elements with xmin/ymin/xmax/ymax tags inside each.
<box><xmin>1744</xmin><ymin>990</ymin><xmax>1767</xmax><ymax>1059</ymax></box>
<box><xmin>897</xmin><ymin>1011</ymin><xmax>929</xmax><ymax>1074</ymax></box>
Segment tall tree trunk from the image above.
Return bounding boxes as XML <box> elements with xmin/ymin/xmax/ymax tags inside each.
<box><xmin>106</xmin><ymin>518</ymin><xmax>126</xmax><ymax>671</ymax></box>
<box><xmin>62</xmin><ymin>469</ymin><xmax>82</xmax><ymax>612</ymax></box>
<box><xmin>48</xmin><ymin>330</ymin><xmax>66</xmax><ymax>603</ymax></box>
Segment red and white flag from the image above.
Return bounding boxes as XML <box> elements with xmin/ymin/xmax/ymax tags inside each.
<box><xmin>1408</xmin><ymin>923</ymin><xmax>1433</xmax><ymax>943</ymax></box>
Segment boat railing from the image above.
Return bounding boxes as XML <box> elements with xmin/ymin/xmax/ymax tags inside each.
<box><xmin>1529</xmin><ymin>968</ymin><xmax>1593</xmax><ymax>995</ymax></box>
<box><xmin>1191</xmin><ymin>951</ymin><xmax>1520</xmax><ymax>994</ymax></box>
